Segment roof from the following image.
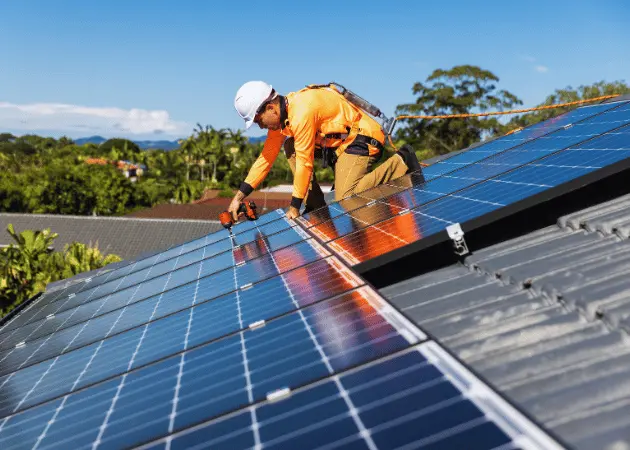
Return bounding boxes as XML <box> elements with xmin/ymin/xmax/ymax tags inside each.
<box><xmin>125</xmin><ymin>203</ymin><xmax>230</xmax><ymax>221</ymax></box>
<box><xmin>0</xmin><ymin>213</ymin><xmax>222</xmax><ymax>260</ymax></box>
<box><xmin>381</xmin><ymin>192</ymin><xmax>630</xmax><ymax>450</ymax></box>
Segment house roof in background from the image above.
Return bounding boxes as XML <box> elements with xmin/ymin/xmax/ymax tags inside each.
<box><xmin>0</xmin><ymin>213</ymin><xmax>222</xmax><ymax>260</ymax></box>
<box><xmin>381</xmin><ymin>192</ymin><xmax>630</xmax><ymax>450</ymax></box>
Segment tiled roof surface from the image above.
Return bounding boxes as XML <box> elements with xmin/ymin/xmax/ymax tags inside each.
<box><xmin>381</xmin><ymin>193</ymin><xmax>630</xmax><ymax>450</ymax></box>
<box><xmin>0</xmin><ymin>213</ymin><xmax>222</xmax><ymax>260</ymax></box>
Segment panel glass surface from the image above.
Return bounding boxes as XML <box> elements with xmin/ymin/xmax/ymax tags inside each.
<box><xmin>328</xmin><ymin>123</ymin><xmax>630</xmax><ymax>265</ymax></box>
<box><xmin>0</xmin><ymin>255</ymin><xmax>365</xmax><ymax>378</ymax></box>
<box><xmin>299</xmin><ymin>100</ymin><xmax>630</xmax><ymax>229</ymax></box>
<box><xmin>0</xmin><ymin>215</ymin><xmax>300</xmax><ymax>339</ymax></box>
<box><xmin>420</xmin><ymin>101</ymin><xmax>624</xmax><ymax>180</ymax></box>
<box><xmin>137</xmin><ymin>343</ymin><xmax>559</xmax><ymax>450</ymax></box>
<box><xmin>0</xmin><ymin>287</ymin><xmax>423</xmax><ymax>449</ymax></box>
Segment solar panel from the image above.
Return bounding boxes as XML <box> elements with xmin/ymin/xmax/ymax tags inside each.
<box><xmin>0</xmin><ymin>211</ymin><xmax>294</xmax><ymax>336</ymax></box>
<box><xmin>138</xmin><ymin>343</ymin><xmax>561</xmax><ymax>450</ymax></box>
<box><xmin>326</xmin><ymin>121</ymin><xmax>630</xmax><ymax>268</ymax></box>
<box><xmin>0</xmin><ymin>282</ymin><xmax>426</xmax><ymax>448</ymax></box>
<box><xmin>299</xmin><ymin>100</ymin><xmax>629</xmax><ymax>229</ymax></box>
<box><xmin>6</xmin><ymin>101</ymin><xmax>606</xmax><ymax>449</ymax></box>
<box><xmin>0</xmin><ymin>205</ymin><xmax>563</xmax><ymax>448</ymax></box>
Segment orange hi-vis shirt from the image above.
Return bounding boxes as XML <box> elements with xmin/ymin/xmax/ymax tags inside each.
<box><xmin>240</xmin><ymin>86</ymin><xmax>385</xmax><ymax>207</ymax></box>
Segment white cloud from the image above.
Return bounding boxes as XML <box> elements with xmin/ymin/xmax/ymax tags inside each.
<box><xmin>517</xmin><ymin>55</ymin><xmax>550</xmax><ymax>74</ymax></box>
<box><xmin>0</xmin><ymin>101</ymin><xmax>191</xmax><ymax>137</ymax></box>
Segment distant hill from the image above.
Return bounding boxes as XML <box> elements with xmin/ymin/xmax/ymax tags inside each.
<box><xmin>74</xmin><ymin>135</ymin><xmax>267</xmax><ymax>150</ymax></box>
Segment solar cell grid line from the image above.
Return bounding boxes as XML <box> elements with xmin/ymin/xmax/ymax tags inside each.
<box><xmin>0</xmin><ymin>229</ymin><xmax>323</xmax><ymax>355</ymax></box>
<box><xmin>0</xmin><ymin>251</ymin><xmax>365</xmax><ymax>377</ymax></box>
<box><xmin>0</xmin><ymin>210</ymin><xmax>290</xmax><ymax>335</ymax></box>
<box><xmin>418</xmin><ymin>100</ymin><xmax>627</xmax><ymax>181</ymax></box>
<box><xmin>0</xmin><ymin>240</ymin><xmax>362</xmax><ymax>414</ymax></box>
<box><xmin>328</xmin><ymin>123</ymin><xmax>630</xmax><ymax>268</ymax></box>
<box><xmin>252</xmin><ymin>218</ymin><xmax>380</xmax><ymax>450</ymax></box>
<box><xmin>0</xmin><ymin>240</ymin><xmax>188</xmax><ymax>351</ymax></box>
<box><xmin>0</xmin><ymin>231</ymin><xmax>325</xmax><ymax>363</ymax></box>
<box><xmin>26</xmin><ymin>213</ymin><xmax>293</xmax><ymax>320</ymax></box>
<box><xmin>298</xmin><ymin>100</ymin><xmax>630</xmax><ymax>230</ymax></box>
<box><xmin>136</xmin><ymin>342</ymin><xmax>563</xmax><ymax>450</ymax></box>
<box><xmin>0</xmin><ymin>254</ymin><xmax>363</xmax><ymax>377</ymax></box>
<box><xmin>304</xmin><ymin>102</ymin><xmax>630</xmax><ymax>243</ymax></box>
<box><xmin>0</xmin><ymin>286</ymin><xmax>425</xmax><ymax>449</ymax></box>
<box><xmin>11</xmin><ymin>247</ymin><xmax>190</xmax><ymax>423</ymax></box>
<box><xmin>0</xmin><ymin>224</ymin><xmax>310</xmax><ymax>348</ymax></box>
<box><xmin>0</xmin><ymin>256</ymin><xmax>151</xmax><ymax>337</ymax></box>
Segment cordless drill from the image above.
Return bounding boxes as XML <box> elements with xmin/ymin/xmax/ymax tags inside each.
<box><xmin>219</xmin><ymin>201</ymin><xmax>258</xmax><ymax>231</ymax></box>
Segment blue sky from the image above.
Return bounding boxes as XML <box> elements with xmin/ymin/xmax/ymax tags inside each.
<box><xmin>1</xmin><ymin>0</ymin><xmax>628</xmax><ymax>140</ymax></box>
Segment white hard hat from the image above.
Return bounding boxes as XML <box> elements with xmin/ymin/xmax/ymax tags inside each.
<box><xmin>234</xmin><ymin>81</ymin><xmax>274</xmax><ymax>129</ymax></box>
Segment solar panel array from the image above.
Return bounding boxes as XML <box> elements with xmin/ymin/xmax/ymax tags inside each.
<box><xmin>7</xmin><ymin>99</ymin><xmax>629</xmax><ymax>449</ymax></box>
<box><xmin>0</xmin><ymin>209</ymin><xmax>562</xmax><ymax>449</ymax></box>
<box><xmin>297</xmin><ymin>100</ymin><xmax>630</xmax><ymax>267</ymax></box>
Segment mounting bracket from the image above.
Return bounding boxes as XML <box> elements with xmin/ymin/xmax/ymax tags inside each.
<box><xmin>446</xmin><ymin>223</ymin><xmax>469</xmax><ymax>256</ymax></box>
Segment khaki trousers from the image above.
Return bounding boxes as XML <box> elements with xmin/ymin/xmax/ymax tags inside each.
<box><xmin>284</xmin><ymin>138</ymin><xmax>409</xmax><ymax>208</ymax></box>
<box><xmin>332</xmin><ymin>151</ymin><xmax>408</xmax><ymax>202</ymax></box>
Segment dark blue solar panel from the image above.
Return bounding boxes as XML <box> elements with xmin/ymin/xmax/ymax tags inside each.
<box><xmin>0</xmin><ymin>288</ymin><xmax>424</xmax><ymax>449</ymax></box>
<box><xmin>0</xmin><ymin>256</ymin><xmax>365</xmax><ymax>377</ymax></box>
<box><xmin>328</xmin><ymin>123</ymin><xmax>630</xmax><ymax>265</ymax></box>
<box><xmin>299</xmin><ymin>101</ymin><xmax>630</xmax><ymax>230</ymax></box>
<box><xmin>420</xmin><ymin>101</ymin><xmax>623</xmax><ymax>180</ymax></box>
<box><xmin>0</xmin><ymin>222</ymin><xmax>308</xmax><ymax>343</ymax></box>
<box><xmin>0</xmin><ymin>211</ymin><xmax>291</xmax><ymax>335</ymax></box>
<box><xmin>138</xmin><ymin>344</ymin><xmax>559</xmax><ymax>450</ymax></box>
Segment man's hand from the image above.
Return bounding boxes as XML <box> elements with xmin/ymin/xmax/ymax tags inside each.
<box><xmin>285</xmin><ymin>206</ymin><xmax>300</xmax><ymax>220</ymax></box>
<box><xmin>228</xmin><ymin>192</ymin><xmax>246</xmax><ymax>221</ymax></box>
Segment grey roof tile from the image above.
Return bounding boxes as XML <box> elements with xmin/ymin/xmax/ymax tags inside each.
<box><xmin>558</xmin><ymin>193</ymin><xmax>630</xmax><ymax>232</ymax></box>
<box><xmin>504</xmin><ymin>334</ymin><xmax>630</xmax><ymax>402</ymax></box>
<box><xmin>520</xmin><ymin>364</ymin><xmax>630</xmax><ymax>425</ymax></box>
<box><xmin>553</xmin><ymin>400</ymin><xmax>630</xmax><ymax>450</ymax></box>
<box><xmin>419</xmin><ymin>291</ymin><xmax>544</xmax><ymax>339</ymax></box>
<box><xmin>467</xmin><ymin>230</ymin><xmax>603</xmax><ymax>283</ymax></box>
<box><xmin>0</xmin><ymin>213</ymin><xmax>222</xmax><ymax>260</ymax></box>
<box><xmin>445</xmin><ymin>306</ymin><xmax>579</xmax><ymax>360</ymax></box>
<box><xmin>381</xmin><ymin>191</ymin><xmax>630</xmax><ymax>450</ymax></box>
<box><xmin>586</xmin><ymin>208</ymin><xmax>630</xmax><ymax>236</ymax></box>
<box><xmin>565</xmin><ymin>272</ymin><xmax>630</xmax><ymax>323</ymax></box>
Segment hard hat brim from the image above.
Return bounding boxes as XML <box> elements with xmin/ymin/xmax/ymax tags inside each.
<box><xmin>244</xmin><ymin>117</ymin><xmax>254</xmax><ymax>130</ymax></box>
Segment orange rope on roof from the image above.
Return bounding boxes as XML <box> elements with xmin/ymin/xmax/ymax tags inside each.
<box><xmin>387</xmin><ymin>94</ymin><xmax>621</xmax><ymax>162</ymax></box>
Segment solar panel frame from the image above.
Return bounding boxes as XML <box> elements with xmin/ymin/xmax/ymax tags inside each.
<box><xmin>6</xmin><ymin>103</ymin><xmax>620</xmax><ymax>449</ymax></box>
<box><xmin>297</xmin><ymin>100</ymin><xmax>628</xmax><ymax>229</ymax></box>
<box><xmin>326</xmin><ymin>120</ymin><xmax>630</xmax><ymax>273</ymax></box>
<box><xmin>0</xmin><ymin>219</ymin><xmax>307</xmax><ymax>338</ymax></box>
<box><xmin>0</xmin><ymin>285</ymin><xmax>427</xmax><ymax>449</ymax></box>
<box><xmin>131</xmin><ymin>342</ymin><xmax>565</xmax><ymax>450</ymax></box>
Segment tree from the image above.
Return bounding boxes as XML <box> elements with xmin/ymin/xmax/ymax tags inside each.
<box><xmin>0</xmin><ymin>133</ymin><xmax>15</xmax><ymax>143</ymax></box>
<box><xmin>505</xmin><ymin>80</ymin><xmax>630</xmax><ymax>131</ymax></box>
<box><xmin>0</xmin><ymin>224</ymin><xmax>122</xmax><ymax>316</ymax></box>
<box><xmin>100</xmin><ymin>138</ymin><xmax>141</xmax><ymax>160</ymax></box>
<box><xmin>0</xmin><ymin>224</ymin><xmax>57</xmax><ymax>312</ymax></box>
<box><xmin>394</xmin><ymin>65</ymin><xmax>523</xmax><ymax>155</ymax></box>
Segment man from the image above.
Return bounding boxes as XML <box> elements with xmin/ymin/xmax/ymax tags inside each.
<box><xmin>229</xmin><ymin>81</ymin><xmax>422</xmax><ymax>221</ymax></box>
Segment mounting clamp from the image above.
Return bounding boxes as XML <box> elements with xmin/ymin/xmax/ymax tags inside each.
<box><xmin>446</xmin><ymin>223</ymin><xmax>469</xmax><ymax>256</ymax></box>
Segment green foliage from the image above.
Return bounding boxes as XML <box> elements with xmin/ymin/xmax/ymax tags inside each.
<box><xmin>100</xmin><ymin>138</ymin><xmax>141</xmax><ymax>160</ymax></box>
<box><xmin>1</xmin><ymin>74</ymin><xmax>627</xmax><ymax>219</ymax></box>
<box><xmin>395</xmin><ymin>65</ymin><xmax>523</xmax><ymax>155</ymax></box>
<box><xmin>0</xmin><ymin>224</ymin><xmax>121</xmax><ymax>317</ymax></box>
